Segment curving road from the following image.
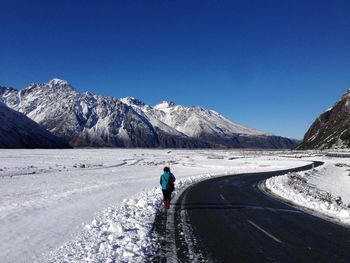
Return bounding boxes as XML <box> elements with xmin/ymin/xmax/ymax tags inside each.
<box><xmin>151</xmin><ymin>161</ymin><xmax>350</xmax><ymax>262</ymax></box>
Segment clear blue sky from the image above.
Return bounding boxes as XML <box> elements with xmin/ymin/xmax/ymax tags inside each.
<box><xmin>1</xmin><ymin>0</ymin><xmax>349</xmax><ymax>139</ymax></box>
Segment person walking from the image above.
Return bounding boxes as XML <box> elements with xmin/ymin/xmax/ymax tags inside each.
<box><xmin>160</xmin><ymin>166</ymin><xmax>175</xmax><ymax>209</ymax></box>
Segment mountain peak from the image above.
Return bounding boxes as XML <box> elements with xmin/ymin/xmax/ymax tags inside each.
<box><xmin>38</xmin><ymin>78</ymin><xmax>75</xmax><ymax>93</ymax></box>
<box><xmin>154</xmin><ymin>100</ymin><xmax>176</xmax><ymax>109</ymax></box>
<box><xmin>48</xmin><ymin>78</ymin><xmax>70</xmax><ymax>86</ymax></box>
<box><xmin>23</xmin><ymin>78</ymin><xmax>74</xmax><ymax>93</ymax></box>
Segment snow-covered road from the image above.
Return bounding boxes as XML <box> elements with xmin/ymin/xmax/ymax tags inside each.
<box><xmin>0</xmin><ymin>149</ymin><xmax>314</xmax><ymax>262</ymax></box>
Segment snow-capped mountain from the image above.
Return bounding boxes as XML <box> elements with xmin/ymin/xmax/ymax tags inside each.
<box><xmin>153</xmin><ymin>100</ymin><xmax>271</xmax><ymax>137</ymax></box>
<box><xmin>123</xmin><ymin>97</ymin><xmax>296</xmax><ymax>149</ymax></box>
<box><xmin>0</xmin><ymin>79</ymin><xmax>297</xmax><ymax>148</ymax></box>
<box><xmin>0</xmin><ymin>80</ymin><xmax>207</xmax><ymax>148</ymax></box>
<box><xmin>0</xmin><ymin>101</ymin><xmax>69</xmax><ymax>148</ymax></box>
<box><xmin>297</xmin><ymin>89</ymin><xmax>350</xmax><ymax>149</ymax></box>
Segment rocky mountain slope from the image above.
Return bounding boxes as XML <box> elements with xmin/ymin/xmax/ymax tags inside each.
<box><xmin>297</xmin><ymin>89</ymin><xmax>350</xmax><ymax>149</ymax></box>
<box><xmin>0</xmin><ymin>101</ymin><xmax>69</xmax><ymax>148</ymax></box>
<box><xmin>0</xmin><ymin>79</ymin><xmax>297</xmax><ymax>149</ymax></box>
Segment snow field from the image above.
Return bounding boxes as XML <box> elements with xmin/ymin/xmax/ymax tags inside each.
<box><xmin>0</xmin><ymin>149</ymin><xmax>312</xmax><ymax>262</ymax></box>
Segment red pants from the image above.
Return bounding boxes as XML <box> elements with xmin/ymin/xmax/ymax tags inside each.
<box><xmin>162</xmin><ymin>189</ymin><xmax>171</xmax><ymax>209</ymax></box>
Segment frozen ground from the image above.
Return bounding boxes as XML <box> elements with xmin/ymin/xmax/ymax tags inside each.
<box><xmin>0</xmin><ymin>149</ymin><xmax>315</xmax><ymax>262</ymax></box>
<box><xmin>266</xmin><ymin>152</ymin><xmax>350</xmax><ymax>225</ymax></box>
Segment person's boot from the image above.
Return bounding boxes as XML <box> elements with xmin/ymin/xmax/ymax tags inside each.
<box><xmin>166</xmin><ymin>200</ymin><xmax>170</xmax><ymax>209</ymax></box>
<box><xmin>163</xmin><ymin>200</ymin><xmax>167</xmax><ymax>208</ymax></box>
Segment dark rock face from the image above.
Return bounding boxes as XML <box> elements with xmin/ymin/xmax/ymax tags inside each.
<box><xmin>297</xmin><ymin>89</ymin><xmax>350</xmax><ymax>150</ymax></box>
<box><xmin>0</xmin><ymin>79</ymin><xmax>298</xmax><ymax>149</ymax></box>
<box><xmin>0</xmin><ymin>103</ymin><xmax>70</xmax><ymax>148</ymax></box>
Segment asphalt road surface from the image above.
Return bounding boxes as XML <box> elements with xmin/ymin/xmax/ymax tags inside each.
<box><xmin>151</xmin><ymin>161</ymin><xmax>350</xmax><ymax>262</ymax></box>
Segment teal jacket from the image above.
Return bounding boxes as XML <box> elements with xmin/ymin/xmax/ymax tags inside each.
<box><xmin>160</xmin><ymin>172</ymin><xmax>175</xmax><ymax>190</ymax></box>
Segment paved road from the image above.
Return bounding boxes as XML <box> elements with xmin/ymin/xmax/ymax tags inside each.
<box><xmin>151</xmin><ymin>161</ymin><xmax>350</xmax><ymax>262</ymax></box>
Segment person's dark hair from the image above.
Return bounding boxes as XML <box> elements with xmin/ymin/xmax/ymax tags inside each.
<box><xmin>163</xmin><ymin>166</ymin><xmax>170</xmax><ymax>172</ymax></box>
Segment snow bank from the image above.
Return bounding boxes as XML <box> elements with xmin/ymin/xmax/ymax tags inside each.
<box><xmin>48</xmin><ymin>188</ymin><xmax>161</xmax><ymax>262</ymax></box>
<box><xmin>266</xmin><ymin>167</ymin><xmax>350</xmax><ymax>225</ymax></box>
<box><xmin>47</xmin><ymin>173</ymin><xmax>215</xmax><ymax>262</ymax></box>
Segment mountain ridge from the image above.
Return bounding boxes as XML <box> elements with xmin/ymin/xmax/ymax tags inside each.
<box><xmin>0</xmin><ymin>78</ymin><xmax>297</xmax><ymax>149</ymax></box>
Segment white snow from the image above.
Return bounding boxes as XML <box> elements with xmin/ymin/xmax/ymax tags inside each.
<box><xmin>266</xmin><ymin>153</ymin><xmax>350</xmax><ymax>225</ymax></box>
<box><xmin>0</xmin><ymin>149</ymin><xmax>310</xmax><ymax>262</ymax></box>
<box><xmin>153</xmin><ymin>100</ymin><xmax>176</xmax><ymax>110</ymax></box>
